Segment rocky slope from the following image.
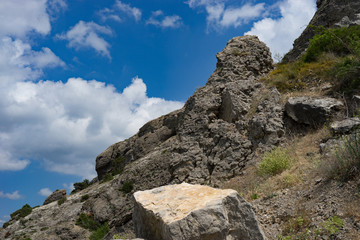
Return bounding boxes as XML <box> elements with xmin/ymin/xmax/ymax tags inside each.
<box><xmin>0</xmin><ymin>35</ymin><xmax>284</xmax><ymax>240</ymax></box>
<box><xmin>283</xmin><ymin>0</ymin><xmax>360</xmax><ymax>62</ymax></box>
<box><xmin>2</xmin><ymin>1</ymin><xmax>360</xmax><ymax>239</ymax></box>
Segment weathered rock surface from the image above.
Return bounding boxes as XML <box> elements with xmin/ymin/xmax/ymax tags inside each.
<box><xmin>331</xmin><ymin>117</ymin><xmax>360</xmax><ymax>133</ymax></box>
<box><xmin>283</xmin><ymin>0</ymin><xmax>360</xmax><ymax>62</ymax></box>
<box><xmin>43</xmin><ymin>189</ymin><xmax>67</xmax><ymax>205</ymax></box>
<box><xmin>285</xmin><ymin>97</ymin><xmax>343</xmax><ymax>126</ymax></box>
<box><xmin>96</xmin><ymin>35</ymin><xmax>283</xmax><ymax>189</ymax></box>
<box><xmin>133</xmin><ymin>183</ymin><xmax>266</xmax><ymax>240</ymax></box>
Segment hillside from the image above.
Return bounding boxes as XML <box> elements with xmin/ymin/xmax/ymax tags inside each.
<box><xmin>2</xmin><ymin>0</ymin><xmax>360</xmax><ymax>239</ymax></box>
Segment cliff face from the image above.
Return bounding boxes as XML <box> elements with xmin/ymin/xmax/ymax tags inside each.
<box><xmin>0</xmin><ymin>36</ymin><xmax>284</xmax><ymax>239</ymax></box>
<box><xmin>283</xmin><ymin>0</ymin><xmax>360</xmax><ymax>62</ymax></box>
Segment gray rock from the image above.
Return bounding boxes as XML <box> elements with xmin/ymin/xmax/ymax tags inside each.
<box><xmin>43</xmin><ymin>189</ymin><xmax>67</xmax><ymax>205</ymax></box>
<box><xmin>133</xmin><ymin>183</ymin><xmax>266</xmax><ymax>240</ymax></box>
<box><xmin>285</xmin><ymin>97</ymin><xmax>343</xmax><ymax>126</ymax></box>
<box><xmin>283</xmin><ymin>0</ymin><xmax>360</xmax><ymax>62</ymax></box>
<box><xmin>331</xmin><ymin>117</ymin><xmax>360</xmax><ymax>133</ymax></box>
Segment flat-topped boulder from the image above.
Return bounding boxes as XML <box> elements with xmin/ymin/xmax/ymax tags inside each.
<box><xmin>133</xmin><ymin>183</ymin><xmax>266</xmax><ymax>240</ymax></box>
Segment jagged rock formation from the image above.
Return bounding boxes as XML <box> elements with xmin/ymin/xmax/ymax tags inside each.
<box><xmin>133</xmin><ymin>183</ymin><xmax>266</xmax><ymax>240</ymax></box>
<box><xmin>43</xmin><ymin>189</ymin><xmax>67</xmax><ymax>205</ymax></box>
<box><xmin>0</xmin><ymin>35</ymin><xmax>283</xmax><ymax>240</ymax></box>
<box><xmin>285</xmin><ymin>97</ymin><xmax>343</xmax><ymax>126</ymax></box>
<box><xmin>283</xmin><ymin>0</ymin><xmax>360</xmax><ymax>62</ymax></box>
<box><xmin>96</xmin><ymin>35</ymin><xmax>284</xmax><ymax>188</ymax></box>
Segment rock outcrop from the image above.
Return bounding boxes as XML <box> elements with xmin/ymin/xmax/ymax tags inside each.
<box><xmin>331</xmin><ymin>117</ymin><xmax>360</xmax><ymax>134</ymax></box>
<box><xmin>43</xmin><ymin>189</ymin><xmax>67</xmax><ymax>205</ymax></box>
<box><xmin>283</xmin><ymin>0</ymin><xmax>360</xmax><ymax>62</ymax></box>
<box><xmin>96</xmin><ymin>35</ymin><xmax>283</xmax><ymax>188</ymax></box>
<box><xmin>133</xmin><ymin>183</ymin><xmax>266</xmax><ymax>240</ymax></box>
<box><xmin>285</xmin><ymin>97</ymin><xmax>343</xmax><ymax>126</ymax></box>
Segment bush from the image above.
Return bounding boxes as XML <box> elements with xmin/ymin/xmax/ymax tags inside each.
<box><xmin>304</xmin><ymin>25</ymin><xmax>360</xmax><ymax>62</ymax></box>
<box><xmin>76</xmin><ymin>213</ymin><xmax>100</xmax><ymax>231</ymax></box>
<box><xmin>72</xmin><ymin>179</ymin><xmax>90</xmax><ymax>194</ymax></box>
<box><xmin>100</xmin><ymin>173</ymin><xmax>114</xmax><ymax>183</ymax></box>
<box><xmin>119</xmin><ymin>181</ymin><xmax>134</xmax><ymax>194</ymax></box>
<box><xmin>90</xmin><ymin>222</ymin><xmax>109</xmax><ymax>240</ymax></box>
<box><xmin>80</xmin><ymin>194</ymin><xmax>90</xmax><ymax>202</ymax></box>
<box><xmin>258</xmin><ymin>147</ymin><xmax>293</xmax><ymax>176</ymax></box>
<box><xmin>324</xmin><ymin>130</ymin><xmax>360</xmax><ymax>181</ymax></box>
<box><xmin>10</xmin><ymin>204</ymin><xmax>32</xmax><ymax>220</ymax></box>
<box><xmin>57</xmin><ymin>196</ymin><xmax>66</xmax><ymax>206</ymax></box>
<box><xmin>111</xmin><ymin>155</ymin><xmax>126</xmax><ymax>176</ymax></box>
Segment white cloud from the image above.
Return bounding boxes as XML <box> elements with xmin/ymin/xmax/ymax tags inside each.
<box><xmin>186</xmin><ymin>0</ymin><xmax>265</xmax><ymax>30</ymax></box>
<box><xmin>0</xmin><ymin>76</ymin><xmax>183</xmax><ymax>178</ymax></box>
<box><xmin>0</xmin><ymin>0</ymin><xmax>51</xmax><ymax>38</ymax></box>
<box><xmin>57</xmin><ymin>21</ymin><xmax>113</xmax><ymax>59</ymax></box>
<box><xmin>47</xmin><ymin>0</ymin><xmax>67</xmax><ymax>18</ymax></box>
<box><xmin>115</xmin><ymin>0</ymin><xmax>142</xmax><ymax>22</ymax></box>
<box><xmin>98</xmin><ymin>8</ymin><xmax>122</xmax><ymax>22</ymax></box>
<box><xmin>186</xmin><ymin>0</ymin><xmax>224</xmax><ymax>8</ymax></box>
<box><xmin>38</xmin><ymin>188</ymin><xmax>53</xmax><ymax>197</ymax></box>
<box><xmin>246</xmin><ymin>0</ymin><xmax>316</xmax><ymax>58</ymax></box>
<box><xmin>147</xmin><ymin>10</ymin><xmax>182</xmax><ymax>28</ymax></box>
<box><xmin>0</xmin><ymin>190</ymin><xmax>22</xmax><ymax>200</ymax></box>
<box><xmin>0</xmin><ymin>37</ymin><xmax>65</xmax><ymax>86</ymax></box>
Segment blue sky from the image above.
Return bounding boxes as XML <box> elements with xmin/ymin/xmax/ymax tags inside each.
<box><xmin>0</xmin><ymin>0</ymin><xmax>316</xmax><ymax>226</ymax></box>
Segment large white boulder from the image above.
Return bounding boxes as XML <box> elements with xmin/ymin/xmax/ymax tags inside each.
<box><xmin>133</xmin><ymin>183</ymin><xmax>266</xmax><ymax>240</ymax></box>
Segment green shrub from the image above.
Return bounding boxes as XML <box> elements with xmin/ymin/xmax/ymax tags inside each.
<box><xmin>90</xmin><ymin>222</ymin><xmax>109</xmax><ymax>240</ymax></box>
<box><xmin>57</xmin><ymin>196</ymin><xmax>66</xmax><ymax>206</ymax></box>
<box><xmin>10</xmin><ymin>204</ymin><xmax>32</xmax><ymax>220</ymax></box>
<box><xmin>304</xmin><ymin>25</ymin><xmax>360</xmax><ymax>62</ymax></box>
<box><xmin>258</xmin><ymin>147</ymin><xmax>293</xmax><ymax>176</ymax></box>
<box><xmin>2</xmin><ymin>221</ymin><xmax>10</xmax><ymax>228</ymax></box>
<box><xmin>323</xmin><ymin>216</ymin><xmax>344</xmax><ymax>235</ymax></box>
<box><xmin>100</xmin><ymin>173</ymin><xmax>114</xmax><ymax>183</ymax></box>
<box><xmin>119</xmin><ymin>181</ymin><xmax>134</xmax><ymax>194</ymax></box>
<box><xmin>72</xmin><ymin>179</ymin><xmax>90</xmax><ymax>194</ymax></box>
<box><xmin>80</xmin><ymin>194</ymin><xmax>90</xmax><ymax>202</ymax></box>
<box><xmin>324</xmin><ymin>130</ymin><xmax>360</xmax><ymax>181</ymax></box>
<box><xmin>332</xmin><ymin>56</ymin><xmax>360</xmax><ymax>93</ymax></box>
<box><xmin>111</xmin><ymin>155</ymin><xmax>126</xmax><ymax>176</ymax></box>
<box><xmin>76</xmin><ymin>213</ymin><xmax>100</xmax><ymax>231</ymax></box>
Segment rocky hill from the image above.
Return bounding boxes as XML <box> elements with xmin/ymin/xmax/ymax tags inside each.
<box><xmin>2</xmin><ymin>1</ymin><xmax>360</xmax><ymax>239</ymax></box>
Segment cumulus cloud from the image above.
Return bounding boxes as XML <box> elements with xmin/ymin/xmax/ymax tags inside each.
<box><xmin>0</xmin><ymin>0</ymin><xmax>51</xmax><ymax>38</ymax></box>
<box><xmin>147</xmin><ymin>10</ymin><xmax>183</xmax><ymax>28</ymax></box>
<box><xmin>187</xmin><ymin>0</ymin><xmax>264</xmax><ymax>30</ymax></box>
<box><xmin>246</xmin><ymin>0</ymin><xmax>316</xmax><ymax>58</ymax></box>
<box><xmin>0</xmin><ymin>190</ymin><xmax>22</xmax><ymax>200</ymax></box>
<box><xmin>57</xmin><ymin>21</ymin><xmax>113</xmax><ymax>59</ymax></box>
<box><xmin>47</xmin><ymin>0</ymin><xmax>67</xmax><ymax>17</ymax></box>
<box><xmin>38</xmin><ymin>188</ymin><xmax>53</xmax><ymax>197</ymax></box>
<box><xmin>115</xmin><ymin>0</ymin><xmax>142</xmax><ymax>21</ymax></box>
<box><xmin>0</xmin><ymin>76</ymin><xmax>183</xmax><ymax>178</ymax></box>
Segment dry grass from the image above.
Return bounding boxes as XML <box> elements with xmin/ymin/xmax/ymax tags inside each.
<box><xmin>223</xmin><ymin>127</ymin><xmax>331</xmax><ymax>201</ymax></box>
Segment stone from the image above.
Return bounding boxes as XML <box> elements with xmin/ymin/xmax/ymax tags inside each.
<box><xmin>133</xmin><ymin>183</ymin><xmax>266</xmax><ymax>240</ymax></box>
<box><xmin>330</xmin><ymin>117</ymin><xmax>360</xmax><ymax>133</ymax></box>
<box><xmin>285</xmin><ymin>97</ymin><xmax>343</xmax><ymax>126</ymax></box>
<box><xmin>43</xmin><ymin>189</ymin><xmax>67</xmax><ymax>205</ymax></box>
<box><xmin>283</xmin><ymin>0</ymin><xmax>360</xmax><ymax>62</ymax></box>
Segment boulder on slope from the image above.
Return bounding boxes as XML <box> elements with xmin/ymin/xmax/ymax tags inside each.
<box><xmin>43</xmin><ymin>189</ymin><xmax>67</xmax><ymax>205</ymax></box>
<box><xmin>285</xmin><ymin>97</ymin><xmax>343</xmax><ymax>126</ymax></box>
<box><xmin>133</xmin><ymin>183</ymin><xmax>266</xmax><ymax>240</ymax></box>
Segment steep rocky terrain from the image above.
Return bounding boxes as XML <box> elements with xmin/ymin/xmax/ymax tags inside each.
<box><xmin>283</xmin><ymin>0</ymin><xmax>360</xmax><ymax>62</ymax></box>
<box><xmin>2</xmin><ymin>1</ymin><xmax>360</xmax><ymax>239</ymax></box>
<box><xmin>1</xmin><ymin>35</ymin><xmax>283</xmax><ymax>240</ymax></box>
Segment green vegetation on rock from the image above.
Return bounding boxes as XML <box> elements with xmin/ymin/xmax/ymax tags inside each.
<box><xmin>76</xmin><ymin>213</ymin><xmax>109</xmax><ymax>240</ymax></box>
<box><xmin>10</xmin><ymin>204</ymin><xmax>32</xmax><ymax>221</ymax></box>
